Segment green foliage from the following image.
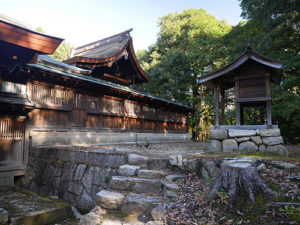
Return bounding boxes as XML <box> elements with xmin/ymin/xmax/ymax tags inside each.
<box><xmin>136</xmin><ymin>9</ymin><xmax>231</xmax><ymax>140</ymax></box>
<box><xmin>35</xmin><ymin>26</ymin><xmax>45</xmax><ymax>34</ymax></box>
<box><xmin>223</xmin><ymin>0</ymin><xmax>300</xmax><ymax>143</ymax></box>
<box><xmin>279</xmin><ymin>205</ymin><xmax>300</xmax><ymax>221</ymax></box>
<box><xmin>51</xmin><ymin>41</ymin><xmax>73</xmax><ymax>61</ymax></box>
<box><xmin>34</xmin><ymin>26</ymin><xmax>73</xmax><ymax>62</ymax></box>
<box><xmin>137</xmin><ymin>2</ymin><xmax>299</xmax><ymax>143</ymax></box>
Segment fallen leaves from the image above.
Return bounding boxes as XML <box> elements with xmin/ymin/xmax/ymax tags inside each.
<box><xmin>164</xmin><ymin>159</ymin><xmax>300</xmax><ymax>225</ymax></box>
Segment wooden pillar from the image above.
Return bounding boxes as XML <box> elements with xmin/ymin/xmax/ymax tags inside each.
<box><xmin>265</xmin><ymin>74</ymin><xmax>272</xmax><ymax>127</ymax></box>
<box><xmin>220</xmin><ymin>88</ymin><xmax>225</xmax><ymax>125</ymax></box>
<box><xmin>214</xmin><ymin>86</ymin><xmax>220</xmax><ymax>126</ymax></box>
<box><xmin>267</xmin><ymin>101</ymin><xmax>272</xmax><ymax>127</ymax></box>
<box><xmin>240</xmin><ymin>105</ymin><xmax>244</xmax><ymax>125</ymax></box>
<box><xmin>235</xmin><ymin>77</ymin><xmax>241</xmax><ymax>126</ymax></box>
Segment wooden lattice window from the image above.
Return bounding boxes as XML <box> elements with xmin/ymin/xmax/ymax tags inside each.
<box><xmin>100</xmin><ymin>97</ymin><xmax>124</xmax><ymax>115</ymax></box>
<box><xmin>87</xmin><ymin>96</ymin><xmax>99</xmax><ymax>111</ymax></box>
<box><xmin>0</xmin><ymin>118</ymin><xmax>25</xmax><ymax>140</ymax></box>
<box><xmin>32</xmin><ymin>84</ymin><xmax>68</xmax><ymax>106</ymax></box>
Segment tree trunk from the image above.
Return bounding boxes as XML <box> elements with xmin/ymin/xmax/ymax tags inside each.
<box><xmin>208</xmin><ymin>160</ymin><xmax>275</xmax><ymax>207</ymax></box>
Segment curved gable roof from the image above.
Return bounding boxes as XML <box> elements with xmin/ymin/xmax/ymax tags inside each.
<box><xmin>0</xmin><ymin>14</ymin><xmax>63</xmax><ymax>55</ymax></box>
<box><xmin>64</xmin><ymin>29</ymin><xmax>151</xmax><ymax>83</ymax></box>
<box><xmin>197</xmin><ymin>47</ymin><xmax>285</xmax><ymax>89</ymax></box>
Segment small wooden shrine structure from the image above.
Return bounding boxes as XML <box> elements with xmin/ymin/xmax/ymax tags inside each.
<box><xmin>0</xmin><ymin>15</ymin><xmax>192</xmax><ymax>185</ymax></box>
<box><xmin>197</xmin><ymin>46</ymin><xmax>285</xmax><ymax>129</ymax></box>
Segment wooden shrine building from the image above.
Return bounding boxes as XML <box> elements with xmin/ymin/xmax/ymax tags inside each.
<box><xmin>198</xmin><ymin>46</ymin><xmax>285</xmax><ymax>129</ymax></box>
<box><xmin>0</xmin><ymin>16</ymin><xmax>192</xmax><ymax>185</ymax></box>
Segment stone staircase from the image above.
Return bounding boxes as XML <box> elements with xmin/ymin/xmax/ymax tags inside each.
<box><xmin>96</xmin><ymin>153</ymin><xmax>185</xmax><ymax>218</ymax></box>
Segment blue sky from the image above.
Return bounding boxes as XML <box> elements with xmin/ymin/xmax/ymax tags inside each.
<box><xmin>1</xmin><ymin>0</ymin><xmax>243</xmax><ymax>51</ymax></box>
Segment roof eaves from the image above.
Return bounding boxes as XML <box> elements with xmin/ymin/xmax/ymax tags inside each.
<box><xmin>26</xmin><ymin>62</ymin><xmax>193</xmax><ymax>111</ymax></box>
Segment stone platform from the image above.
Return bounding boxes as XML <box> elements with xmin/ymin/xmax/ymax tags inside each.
<box><xmin>0</xmin><ymin>186</ymin><xmax>73</xmax><ymax>225</ymax></box>
<box><xmin>30</xmin><ymin>130</ymin><xmax>191</xmax><ymax>147</ymax></box>
<box><xmin>209</xmin><ymin>128</ymin><xmax>288</xmax><ymax>156</ymax></box>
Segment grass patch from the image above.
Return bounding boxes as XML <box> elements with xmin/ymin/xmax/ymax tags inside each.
<box><xmin>206</xmin><ymin>151</ymin><xmax>300</xmax><ymax>161</ymax></box>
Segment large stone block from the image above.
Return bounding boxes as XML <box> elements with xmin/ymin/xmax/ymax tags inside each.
<box><xmin>128</xmin><ymin>154</ymin><xmax>149</xmax><ymax>167</ymax></box>
<box><xmin>262</xmin><ymin>136</ymin><xmax>284</xmax><ymax>146</ymax></box>
<box><xmin>78</xmin><ymin>189</ymin><xmax>95</xmax><ymax>212</ymax></box>
<box><xmin>110</xmin><ymin>176</ymin><xmax>162</xmax><ymax>194</ymax></box>
<box><xmin>118</xmin><ymin>165</ymin><xmax>140</xmax><ymax>176</ymax></box>
<box><xmin>104</xmin><ymin>154</ymin><xmax>127</xmax><ymax>168</ymax></box>
<box><xmin>209</xmin><ymin>129</ymin><xmax>228</xmax><ymax>140</ymax></box>
<box><xmin>264</xmin><ymin>145</ymin><xmax>288</xmax><ymax>156</ymax></box>
<box><xmin>120</xmin><ymin>193</ymin><xmax>161</xmax><ymax>217</ymax></box>
<box><xmin>72</xmin><ymin>164</ymin><xmax>86</xmax><ymax>181</ymax></box>
<box><xmin>151</xmin><ymin>204</ymin><xmax>165</xmax><ymax>221</ymax></box>
<box><xmin>82</xmin><ymin>167</ymin><xmax>95</xmax><ymax>194</ymax></box>
<box><xmin>95</xmin><ymin>190</ymin><xmax>125</xmax><ymax>209</ymax></box>
<box><xmin>236</xmin><ymin>137</ymin><xmax>250</xmax><ymax>142</ymax></box>
<box><xmin>228</xmin><ymin>129</ymin><xmax>256</xmax><ymax>137</ymax></box>
<box><xmin>137</xmin><ymin>169</ymin><xmax>167</xmax><ymax>179</ymax></box>
<box><xmin>260</xmin><ymin>128</ymin><xmax>281</xmax><ymax>137</ymax></box>
<box><xmin>208</xmin><ymin>140</ymin><xmax>222</xmax><ymax>152</ymax></box>
<box><xmin>239</xmin><ymin>141</ymin><xmax>258</xmax><ymax>153</ymax></box>
<box><xmin>222</xmin><ymin>139</ymin><xmax>238</xmax><ymax>153</ymax></box>
<box><xmin>251</xmin><ymin>136</ymin><xmax>262</xmax><ymax>145</ymax></box>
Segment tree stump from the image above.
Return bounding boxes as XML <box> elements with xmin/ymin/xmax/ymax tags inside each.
<box><xmin>208</xmin><ymin>157</ymin><xmax>275</xmax><ymax>207</ymax></box>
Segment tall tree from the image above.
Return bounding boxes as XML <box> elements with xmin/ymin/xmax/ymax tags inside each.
<box><xmin>136</xmin><ymin>9</ymin><xmax>231</xmax><ymax>140</ymax></box>
<box><xmin>223</xmin><ymin>0</ymin><xmax>300</xmax><ymax>143</ymax></box>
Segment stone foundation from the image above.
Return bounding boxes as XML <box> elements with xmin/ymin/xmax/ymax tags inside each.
<box><xmin>208</xmin><ymin>128</ymin><xmax>288</xmax><ymax>156</ymax></box>
<box><xmin>30</xmin><ymin>131</ymin><xmax>191</xmax><ymax>147</ymax></box>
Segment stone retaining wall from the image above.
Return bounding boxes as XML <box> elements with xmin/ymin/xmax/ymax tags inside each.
<box><xmin>18</xmin><ymin>147</ymin><xmax>169</xmax><ymax>213</ymax></box>
<box><xmin>208</xmin><ymin>128</ymin><xmax>288</xmax><ymax>156</ymax></box>
<box><xmin>19</xmin><ymin>147</ymin><xmax>126</xmax><ymax>212</ymax></box>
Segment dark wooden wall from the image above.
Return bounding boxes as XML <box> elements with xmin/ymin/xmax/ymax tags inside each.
<box><xmin>27</xmin><ymin>81</ymin><xmax>189</xmax><ymax>133</ymax></box>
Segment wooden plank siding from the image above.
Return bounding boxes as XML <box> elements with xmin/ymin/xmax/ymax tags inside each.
<box><xmin>27</xmin><ymin>81</ymin><xmax>189</xmax><ymax>133</ymax></box>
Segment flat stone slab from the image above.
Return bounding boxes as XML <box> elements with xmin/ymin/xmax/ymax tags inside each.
<box><xmin>228</xmin><ymin>129</ymin><xmax>256</xmax><ymax>137</ymax></box>
<box><xmin>137</xmin><ymin>170</ymin><xmax>167</xmax><ymax>179</ymax></box>
<box><xmin>262</xmin><ymin>136</ymin><xmax>284</xmax><ymax>145</ymax></box>
<box><xmin>118</xmin><ymin>165</ymin><xmax>141</xmax><ymax>176</ymax></box>
<box><xmin>276</xmin><ymin>161</ymin><xmax>297</xmax><ymax>169</ymax></box>
<box><xmin>95</xmin><ymin>190</ymin><xmax>125</xmax><ymax>209</ymax></box>
<box><xmin>163</xmin><ymin>181</ymin><xmax>179</xmax><ymax>191</ymax></box>
<box><xmin>223</xmin><ymin>157</ymin><xmax>257</xmax><ymax>169</ymax></box>
<box><xmin>128</xmin><ymin>154</ymin><xmax>149</xmax><ymax>167</ymax></box>
<box><xmin>209</xmin><ymin>129</ymin><xmax>228</xmax><ymax>140</ymax></box>
<box><xmin>120</xmin><ymin>193</ymin><xmax>161</xmax><ymax>217</ymax></box>
<box><xmin>165</xmin><ymin>174</ymin><xmax>185</xmax><ymax>182</ymax></box>
<box><xmin>110</xmin><ymin>176</ymin><xmax>162</xmax><ymax>194</ymax></box>
<box><xmin>223</xmin><ymin>157</ymin><xmax>257</xmax><ymax>165</ymax></box>
<box><xmin>0</xmin><ymin>186</ymin><xmax>73</xmax><ymax>225</ymax></box>
<box><xmin>260</xmin><ymin>128</ymin><xmax>281</xmax><ymax>137</ymax></box>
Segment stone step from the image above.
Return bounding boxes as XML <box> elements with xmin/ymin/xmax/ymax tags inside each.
<box><xmin>118</xmin><ymin>164</ymin><xmax>141</xmax><ymax>176</ymax></box>
<box><xmin>109</xmin><ymin>176</ymin><xmax>162</xmax><ymax>195</ymax></box>
<box><xmin>95</xmin><ymin>190</ymin><xmax>125</xmax><ymax>210</ymax></box>
<box><xmin>120</xmin><ymin>193</ymin><xmax>162</xmax><ymax>217</ymax></box>
<box><xmin>128</xmin><ymin>154</ymin><xmax>149</xmax><ymax>167</ymax></box>
<box><xmin>0</xmin><ymin>187</ymin><xmax>73</xmax><ymax>225</ymax></box>
<box><xmin>137</xmin><ymin>169</ymin><xmax>167</xmax><ymax>179</ymax></box>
